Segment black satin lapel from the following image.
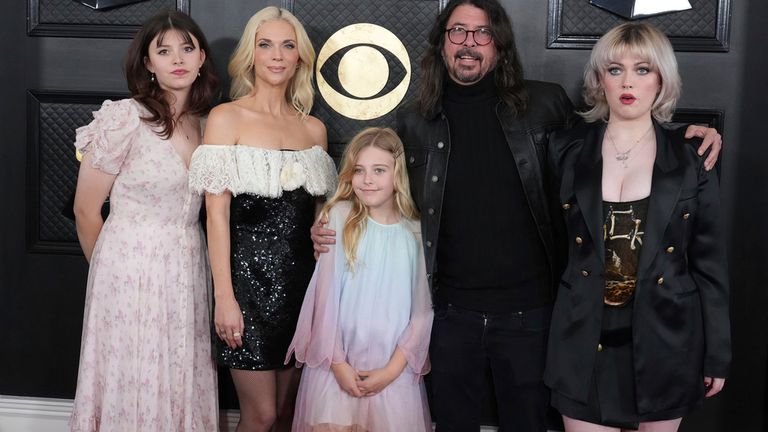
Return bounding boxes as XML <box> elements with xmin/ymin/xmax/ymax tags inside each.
<box><xmin>637</xmin><ymin>128</ymin><xmax>682</xmax><ymax>273</ymax></box>
<box><xmin>574</xmin><ymin>127</ymin><xmax>605</xmax><ymax>265</ymax></box>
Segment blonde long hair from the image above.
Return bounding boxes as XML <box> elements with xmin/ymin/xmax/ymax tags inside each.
<box><xmin>321</xmin><ymin>128</ymin><xmax>419</xmax><ymax>269</ymax></box>
<box><xmin>227</xmin><ymin>6</ymin><xmax>315</xmax><ymax>116</ymax></box>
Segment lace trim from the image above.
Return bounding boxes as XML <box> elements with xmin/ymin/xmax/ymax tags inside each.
<box><xmin>189</xmin><ymin>145</ymin><xmax>337</xmax><ymax>198</ymax></box>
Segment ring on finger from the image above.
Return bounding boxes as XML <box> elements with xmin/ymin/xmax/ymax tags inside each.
<box><xmin>233</xmin><ymin>332</ymin><xmax>241</xmax><ymax>337</ymax></box>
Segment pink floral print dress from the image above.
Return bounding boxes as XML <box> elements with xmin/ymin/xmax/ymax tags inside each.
<box><xmin>69</xmin><ymin>99</ymin><xmax>218</xmax><ymax>431</ymax></box>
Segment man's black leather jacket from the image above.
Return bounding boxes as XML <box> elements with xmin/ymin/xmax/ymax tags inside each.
<box><xmin>396</xmin><ymin>80</ymin><xmax>577</xmax><ymax>296</ymax></box>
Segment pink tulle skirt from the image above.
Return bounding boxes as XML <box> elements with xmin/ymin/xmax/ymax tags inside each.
<box><xmin>291</xmin><ymin>365</ymin><xmax>431</xmax><ymax>432</ymax></box>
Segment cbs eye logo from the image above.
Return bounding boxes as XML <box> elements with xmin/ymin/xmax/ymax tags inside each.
<box><xmin>316</xmin><ymin>23</ymin><xmax>411</xmax><ymax>121</ymax></box>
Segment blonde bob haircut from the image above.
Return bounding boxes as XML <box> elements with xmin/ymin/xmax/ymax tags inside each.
<box><xmin>580</xmin><ymin>22</ymin><xmax>681</xmax><ymax>123</ymax></box>
<box><xmin>228</xmin><ymin>6</ymin><xmax>315</xmax><ymax>116</ymax></box>
<box><xmin>321</xmin><ymin>127</ymin><xmax>420</xmax><ymax>269</ymax></box>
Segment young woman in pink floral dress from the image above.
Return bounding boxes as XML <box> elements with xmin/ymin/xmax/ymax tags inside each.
<box><xmin>70</xmin><ymin>11</ymin><xmax>219</xmax><ymax>431</ymax></box>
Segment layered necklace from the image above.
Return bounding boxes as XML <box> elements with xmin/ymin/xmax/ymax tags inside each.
<box><xmin>605</xmin><ymin>124</ymin><xmax>653</xmax><ymax>168</ymax></box>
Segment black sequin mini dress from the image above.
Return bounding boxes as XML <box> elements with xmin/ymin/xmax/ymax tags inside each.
<box><xmin>189</xmin><ymin>144</ymin><xmax>338</xmax><ymax>370</ymax></box>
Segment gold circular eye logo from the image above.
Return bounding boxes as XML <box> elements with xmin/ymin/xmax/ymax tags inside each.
<box><xmin>316</xmin><ymin>23</ymin><xmax>411</xmax><ymax>121</ymax></box>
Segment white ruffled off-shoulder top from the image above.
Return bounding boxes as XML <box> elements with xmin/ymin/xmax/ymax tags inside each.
<box><xmin>188</xmin><ymin>144</ymin><xmax>338</xmax><ymax>198</ymax></box>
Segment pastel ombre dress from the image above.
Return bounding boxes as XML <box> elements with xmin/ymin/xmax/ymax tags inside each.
<box><xmin>70</xmin><ymin>99</ymin><xmax>217</xmax><ymax>431</ymax></box>
<box><xmin>287</xmin><ymin>201</ymin><xmax>434</xmax><ymax>432</ymax></box>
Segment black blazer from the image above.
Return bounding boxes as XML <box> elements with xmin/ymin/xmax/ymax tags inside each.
<box><xmin>543</xmin><ymin>121</ymin><xmax>731</xmax><ymax>414</ymax></box>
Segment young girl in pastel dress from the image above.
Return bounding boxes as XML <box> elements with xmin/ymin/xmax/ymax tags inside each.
<box><xmin>286</xmin><ymin>127</ymin><xmax>434</xmax><ymax>432</ymax></box>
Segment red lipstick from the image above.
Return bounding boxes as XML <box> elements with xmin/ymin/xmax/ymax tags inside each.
<box><xmin>620</xmin><ymin>93</ymin><xmax>636</xmax><ymax>105</ymax></box>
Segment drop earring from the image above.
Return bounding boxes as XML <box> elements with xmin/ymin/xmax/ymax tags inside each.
<box><xmin>150</xmin><ymin>72</ymin><xmax>155</xmax><ymax>82</ymax></box>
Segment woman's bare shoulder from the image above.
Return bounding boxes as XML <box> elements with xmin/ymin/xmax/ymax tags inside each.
<box><xmin>203</xmin><ymin>102</ymin><xmax>248</xmax><ymax>145</ymax></box>
<box><xmin>303</xmin><ymin>115</ymin><xmax>328</xmax><ymax>150</ymax></box>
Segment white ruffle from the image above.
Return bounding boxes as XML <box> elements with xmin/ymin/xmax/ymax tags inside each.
<box><xmin>188</xmin><ymin>144</ymin><xmax>338</xmax><ymax>198</ymax></box>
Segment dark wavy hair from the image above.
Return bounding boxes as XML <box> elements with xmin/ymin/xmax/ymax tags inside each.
<box><xmin>418</xmin><ymin>0</ymin><xmax>527</xmax><ymax>116</ymax></box>
<box><xmin>124</xmin><ymin>10</ymin><xmax>219</xmax><ymax>138</ymax></box>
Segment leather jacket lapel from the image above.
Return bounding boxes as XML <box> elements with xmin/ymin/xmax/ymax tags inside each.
<box><xmin>497</xmin><ymin>103</ymin><xmax>557</xmax><ymax>262</ymax></box>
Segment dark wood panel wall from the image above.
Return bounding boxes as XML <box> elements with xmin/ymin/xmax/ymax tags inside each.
<box><xmin>0</xmin><ymin>1</ymin><xmax>764</xmax><ymax>430</ymax></box>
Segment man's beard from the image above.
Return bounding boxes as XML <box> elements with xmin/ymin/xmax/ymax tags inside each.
<box><xmin>444</xmin><ymin>47</ymin><xmax>495</xmax><ymax>84</ymax></box>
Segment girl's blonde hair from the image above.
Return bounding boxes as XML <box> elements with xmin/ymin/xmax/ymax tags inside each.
<box><xmin>321</xmin><ymin>127</ymin><xmax>419</xmax><ymax>269</ymax></box>
<box><xmin>227</xmin><ymin>6</ymin><xmax>315</xmax><ymax>116</ymax></box>
<box><xmin>580</xmin><ymin>22</ymin><xmax>681</xmax><ymax>123</ymax></box>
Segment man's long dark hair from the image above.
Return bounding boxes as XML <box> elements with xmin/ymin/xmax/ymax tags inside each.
<box><xmin>124</xmin><ymin>10</ymin><xmax>219</xmax><ymax>138</ymax></box>
<box><xmin>418</xmin><ymin>0</ymin><xmax>527</xmax><ymax>117</ymax></box>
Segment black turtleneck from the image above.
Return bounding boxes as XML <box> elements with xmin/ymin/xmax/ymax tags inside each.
<box><xmin>437</xmin><ymin>72</ymin><xmax>550</xmax><ymax>313</ymax></box>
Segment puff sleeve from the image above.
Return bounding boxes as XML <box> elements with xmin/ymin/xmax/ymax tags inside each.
<box><xmin>74</xmin><ymin>99</ymin><xmax>141</xmax><ymax>175</ymax></box>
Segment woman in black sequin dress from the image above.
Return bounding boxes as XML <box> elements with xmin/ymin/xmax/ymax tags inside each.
<box><xmin>544</xmin><ymin>23</ymin><xmax>730</xmax><ymax>431</ymax></box>
<box><xmin>188</xmin><ymin>7</ymin><xmax>337</xmax><ymax>431</ymax></box>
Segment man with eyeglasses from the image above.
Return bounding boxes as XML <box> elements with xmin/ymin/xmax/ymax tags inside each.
<box><xmin>396</xmin><ymin>3</ymin><xmax>575</xmax><ymax>430</ymax></box>
<box><xmin>313</xmin><ymin>0</ymin><xmax>721</xmax><ymax>430</ymax></box>
<box><xmin>393</xmin><ymin>0</ymin><xmax>721</xmax><ymax>431</ymax></box>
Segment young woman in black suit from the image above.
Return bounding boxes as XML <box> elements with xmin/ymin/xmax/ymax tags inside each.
<box><xmin>544</xmin><ymin>22</ymin><xmax>730</xmax><ymax>432</ymax></box>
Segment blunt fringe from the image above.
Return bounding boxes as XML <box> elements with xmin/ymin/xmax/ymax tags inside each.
<box><xmin>125</xmin><ymin>10</ymin><xmax>219</xmax><ymax>138</ymax></box>
<box><xmin>418</xmin><ymin>0</ymin><xmax>527</xmax><ymax>117</ymax></box>
<box><xmin>321</xmin><ymin>128</ymin><xmax>420</xmax><ymax>270</ymax></box>
<box><xmin>580</xmin><ymin>22</ymin><xmax>681</xmax><ymax>123</ymax></box>
<box><xmin>228</xmin><ymin>6</ymin><xmax>316</xmax><ymax>117</ymax></box>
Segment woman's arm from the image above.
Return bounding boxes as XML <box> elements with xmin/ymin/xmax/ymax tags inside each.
<box><xmin>687</xmin><ymin>149</ymin><xmax>731</xmax><ymax>384</ymax></box>
<box><xmin>203</xmin><ymin>105</ymin><xmax>244</xmax><ymax>349</ymax></box>
<box><xmin>205</xmin><ymin>191</ymin><xmax>243</xmax><ymax>349</ymax></box>
<box><xmin>307</xmin><ymin>115</ymin><xmax>333</xmax><ymax>256</ymax></box>
<box><xmin>73</xmin><ymin>153</ymin><xmax>116</xmax><ymax>262</ymax></box>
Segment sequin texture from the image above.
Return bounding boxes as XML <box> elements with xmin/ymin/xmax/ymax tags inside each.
<box><xmin>216</xmin><ymin>189</ymin><xmax>317</xmax><ymax>370</ymax></box>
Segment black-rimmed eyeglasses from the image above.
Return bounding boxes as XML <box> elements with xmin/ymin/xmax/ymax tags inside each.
<box><xmin>445</xmin><ymin>27</ymin><xmax>493</xmax><ymax>46</ymax></box>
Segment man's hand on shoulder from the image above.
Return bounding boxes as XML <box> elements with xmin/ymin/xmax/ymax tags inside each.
<box><xmin>685</xmin><ymin>125</ymin><xmax>722</xmax><ymax>171</ymax></box>
<box><xmin>311</xmin><ymin>215</ymin><xmax>336</xmax><ymax>259</ymax></box>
